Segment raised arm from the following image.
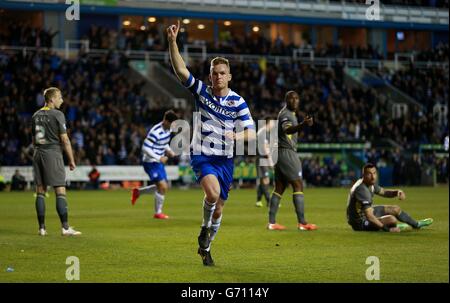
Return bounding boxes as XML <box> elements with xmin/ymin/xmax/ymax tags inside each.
<box><xmin>167</xmin><ymin>19</ymin><xmax>190</xmax><ymax>83</ymax></box>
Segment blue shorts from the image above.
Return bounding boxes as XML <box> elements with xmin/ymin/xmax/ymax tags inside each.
<box><xmin>191</xmin><ymin>155</ymin><xmax>234</xmax><ymax>201</ymax></box>
<box><xmin>143</xmin><ymin>162</ymin><xmax>167</xmax><ymax>183</ymax></box>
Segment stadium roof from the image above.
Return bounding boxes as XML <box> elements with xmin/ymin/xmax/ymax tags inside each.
<box><xmin>0</xmin><ymin>0</ymin><xmax>448</xmax><ymax>31</ymax></box>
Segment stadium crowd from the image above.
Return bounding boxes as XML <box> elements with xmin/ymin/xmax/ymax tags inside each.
<box><xmin>0</xmin><ymin>25</ymin><xmax>448</xmax><ymax>186</ymax></box>
<box><xmin>185</xmin><ymin>57</ymin><xmax>447</xmax><ymax>150</ymax></box>
<box><xmin>0</xmin><ymin>22</ymin><xmax>59</xmax><ymax>48</ymax></box>
<box><xmin>78</xmin><ymin>24</ymin><xmax>386</xmax><ymax>59</ymax></box>
<box><xmin>374</xmin><ymin>63</ymin><xmax>448</xmax><ymax>111</ymax></box>
<box><xmin>2</xmin><ymin>21</ymin><xmax>447</xmax><ymax>63</ymax></box>
<box><xmin>302</xmin><ymin>151</ymin><xmax>449</xmax><ymax>187</ymax></box>
<box><xmin>414</xmin><ymin>42</ymin><xmax>449</xmax><ymax>62</ymax></box>
<box><xmin>0</xmin><ymin>49</ymin><xmax>170</xmax><ymax>168</ymax></box>
<box><xmin>1</xmin><ymin>22</ymin><xmax>384</xmax><ymax>59</ymax></box>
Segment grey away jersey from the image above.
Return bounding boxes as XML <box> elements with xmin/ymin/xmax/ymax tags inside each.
<box><xmin>277</xmin><ymin>107</ymin><xmax>297</xmax><ymax>151</ymax></box>
<box><xmin>31</xmin><ymin>107</ymin><xmax>67</xmax><ymax>151</ymax></box>
<box><xmin>257</xmin><ymin>125</ymin><xmax>271</xmax><ymax>158</ymax></box>
<box><xmin>346</xmin><ymin>179</ymin><xmax>382</xmax><ymax>225</ymax></box>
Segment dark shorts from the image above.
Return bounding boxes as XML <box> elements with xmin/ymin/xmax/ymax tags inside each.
<box><xmin>350</xmin><ymin>206</ymin><xmax>386</xmax><ymax>231</ymax></box>
<box><xmin>191</xmin><ymin>155</ymin><xmax>234</xmax><ymax>201</ymax></box>
<box><xmin>372</xmin><ymin>205</ymin><xmax>386</xmax><ymax>218</ymax></box>
<box><xmin>274</xmin><ymin>148</ymin><xmax>302</xmax><ymax>185</ymax></box>
<box><xmin>33</xmin><ymin>148</ymin><xmax>66</xmax><ymax>187</ymax></box>
<box><xmin>257</xmin><ymin>162</ymin><xmax>271</xmax><ymax>179</ymax></box>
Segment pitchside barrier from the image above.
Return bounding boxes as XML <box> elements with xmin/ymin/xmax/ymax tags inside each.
<box><xmin>419</xmin><ymin>143</ymin><xmax>449</xmax><ymax>186</ymax></box>
<box><xmin>0</xmin><ymin>164</ymin><xmax>260</xmax><ymax>188</ymax></box>
<box><xmin>0</xmin><ymin>166</ymin><xmax>180</xmax><ymax>189</ymax></box>
<box><xmin>2</xmin><ymin>142</ymin><xmax>445</xmax><ymax>189</ymax></box>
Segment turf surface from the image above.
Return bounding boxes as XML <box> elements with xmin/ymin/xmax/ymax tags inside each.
<box><xmin>0</xmin><ymin>186</ymin><xmax>448</xmax><ymax>282</ymax></box>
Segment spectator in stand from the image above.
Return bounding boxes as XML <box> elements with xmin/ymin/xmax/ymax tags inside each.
<box><xmin>0</xmin><ymin>22</ymin><xmax>58</xmax><ymax>48</ymax></box>
<box><xmin>11</xmin><ymin>169</ymin><xmax>27</xmax><ymax>191</ymax></box>
<box><xmin>1</xmin><ymin>49</ymin><xmax>445</xmax><ymax>166</ymax></box>
<box><xmin>88</xmin><ymin>166</ymin><xmax>101</xmax><ymax>190</ymax></box>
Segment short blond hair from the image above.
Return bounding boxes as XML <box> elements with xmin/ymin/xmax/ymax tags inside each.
<box><xmin>210</xmin><ymin>57</ymin><xmax>230</xmax><ymax>72</ymax></box>
<box><xmin>43</xmin><ymin>87</ymin><xmax>61</xmax><ymax>103</ymax></box>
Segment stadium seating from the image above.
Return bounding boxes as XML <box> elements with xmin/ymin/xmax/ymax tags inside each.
<box><xmin>1</xmin><ymin>45</ymin><xmax>447</xmax><ymax>186</ymax></box>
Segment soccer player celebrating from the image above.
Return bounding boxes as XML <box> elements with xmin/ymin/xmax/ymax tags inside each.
<box><xmin>347</xmin><ymin>163</ymin><xmax>433</xmax><ymax>232</ymax></box>
<box><xmin>267</xmin><ymin>91</ymin><xmax>317</xmax><ymax>231</ymax></box>
<box><xmin>255</xmin><ymin>117</ymin><xmax>275</xmax><ymax>207</ymax></box>
<box><xmin>31</xmin><ymin>87</ymin><xmax>81</xmax><ymax>236</ymax></box>
<box><xmin>131</xmin><ymin>110</ymin><xmax>178</xmax><ymax>220</ymax></box>
<box><xmin>167</xmin><ymin>20</ymin><xmax>255</xmax><ymax>266</ymax></box>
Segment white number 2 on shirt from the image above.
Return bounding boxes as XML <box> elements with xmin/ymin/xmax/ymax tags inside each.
<box><xmin>35</xmin><ymin>125</ymin><xmax>47</xmax><ymax>144</ymax></box>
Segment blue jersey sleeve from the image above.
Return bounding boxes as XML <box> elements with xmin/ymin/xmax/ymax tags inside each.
<box><xmin>184</xmin><ymin>73</ymin><xmax>206</xmax><ymax>99</ymax></box>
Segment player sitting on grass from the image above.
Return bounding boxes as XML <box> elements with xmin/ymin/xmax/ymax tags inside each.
<box><xmin>131</xmin><ymin>110</ymin><xmax>178</xmax><ymax>220</ymax></box>
<box><xmin>347</xmin><ymin>163</ymin><xmax>433</xmax><ymax>232</ymax></box>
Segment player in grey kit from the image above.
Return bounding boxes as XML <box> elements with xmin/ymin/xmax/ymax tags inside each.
<box><xmin>347</xmin><ymin>163</ymin><xmax>433</xmax><ymax>232</ymax></box>
<box><xmin>255</xmin><ymin>117</ymin><xmax>275</xmax><ymax>208</ymax></box>
<box><xmin>267</xmin><ymin>91</ymin><xmax>317</xmax><ymax>231</ymax></box>
<box><xmin>32</xmin><ymin>87</ymin><xmax>81</xmax><ymax>236</ymax></box>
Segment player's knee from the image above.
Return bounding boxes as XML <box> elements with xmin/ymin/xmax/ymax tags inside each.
<box><xmin>158</xmin><ymin>182</ymin><xmax>168</xmax><ymax>194</ymax></box>
<box><xmin>274</xmin><ymin>184</ymin><xmax>285</xmax><ymax>195</ymax></box>
<box><xmin>205</xmin><ymin>191</ymin><xmax>220</xmax><ymax>203</ymax></box>
<box><xmin>292</xmin><ymin>180</ymin><xmax>303</xmax><ymax>192</ymax></box>
<box><xmin>204</xmin><ymin>185</ymin><xmax>220</xmax><ymax>202</ymax></box>
<box><xmin>201</xmin><ymin>178</ymin><xmax>220</xmax><ymax>202</ymax></box>
<box><xmin>54</xmin><ymin>187</ymin><xmax>66</xmax><ymax>196</ymax></box>
<box><xmin>273</xmin><ymin>188</ymin><xmax>284</xmax><ymax>196</ymax></box>
<box><xmin>392</xmin><ymin>206</ymin><xmax>401</xmax><ymax>215</ymax></box>
<box><xmin>274</xmin><ymin>192</ymin><xmax>283</xmax><ymax>198</ymax></box>
<box><xmin>36</xmin><ymin>186</ymin><xmax>46</xmax><ymax>194</ymax></box>
<box><xmin>213</xmin><ymin>206</ymin><xmax>223</xmax><ymax>218</ymax></box>
<box><xmin>386</xmin><ymin>215</ymin><xmax>398</xmax><ymax>226</ymax></box>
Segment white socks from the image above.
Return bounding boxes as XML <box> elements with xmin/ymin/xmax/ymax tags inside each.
<box><xmin>202</xmin><ymin>199</ymin><xmax>216</xmax><ymax>228</ymax></box>
<box><xmin>209</xmin><ymin>215</ymin><xmax>222</xmax><ymax>241</ymax></box>
<box><xmin>154</xmin><ymin>191</ymin><xmax>165</xmax><ymax>214</ymax></box>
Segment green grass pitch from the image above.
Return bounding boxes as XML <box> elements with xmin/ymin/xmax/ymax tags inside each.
<box><xmin>0</xmin><ymin>186</ymin><xmax>448</xmax><ymax>282</ymax></box>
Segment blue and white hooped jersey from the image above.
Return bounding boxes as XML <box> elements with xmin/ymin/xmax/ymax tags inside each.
<box><xmin>142</xmin><ymin>122</ymin><xmax>172</xmax><ymax>163</ymax></box>
<box><xmin>184</xmin><ymin>72</ymin><xmax>255</xmax><ymax>157</ymax></box>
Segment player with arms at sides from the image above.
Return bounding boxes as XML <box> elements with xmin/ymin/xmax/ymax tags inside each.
<box><xmin>167</xmin><ymin>20</ymin><xmax>256</xmax><ymax>266</ymax></box>
<box><xmin>255</xmin><ymin>117</ymin><xmax>275</xmax><ymax>208</ymax></box>
<box><xmin>131</xmin><ymin>110</ymin><xmax>178</xmax><ymax>220</ymax></box>
<box><xmin>31</xmin><ymin>87</ymin><xmax>81</xmax><ymax>236</ymax></box>
<box><xmin>347</xmin><ymin>163</ymin><xmax>433</xmax><ymax>232</ymax></box>
<box><xmin>267</xmin><ymin>91</ymin><xmax>317</xmax><ymax>231</ymax></box>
